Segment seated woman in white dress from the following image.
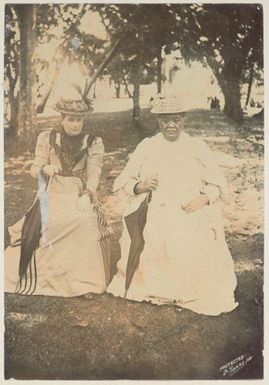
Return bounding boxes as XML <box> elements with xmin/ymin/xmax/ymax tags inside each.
<box><xmin>107</xmin><ymin>97</ymin><xmax>238</xmax><ymax>316</ymax></box>
<box><xmin>5</xmin><ymin>96</ymin><xmax>111</xmax><ymax>297</ymax></box>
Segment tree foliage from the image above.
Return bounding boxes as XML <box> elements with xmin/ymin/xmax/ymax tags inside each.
<box><xmin>171</xmin><ymin>3</ymin><xmax>263</xmax><ymax>122</ymax></box>
<box><xmin>5</xmin><ymin>3</ymin><xmax>104</xmax><ymax>135</ymax></box>
<box><xmin>92</xmin><ymin>4</ymin><xmax>177</xmax><ymax>123</ymax></box>
<box><xmin>4</xmin><ymin>3</ymin><xmax>264</xmax><ymax>134</ymax></box>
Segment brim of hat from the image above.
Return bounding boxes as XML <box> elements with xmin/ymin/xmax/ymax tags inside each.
<box><xmin>54</xmin><ymin>107</ymin><xmax>91</xmax><ymax>116</ymax></box>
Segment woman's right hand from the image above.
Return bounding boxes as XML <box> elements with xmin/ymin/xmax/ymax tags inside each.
<box><xmin>134</xmin><ymin>176</ymin><xmax>158</xmax><ymax>195</ymax></box>
<box><xmin>30</xmin><ymin>165</ymin><xmax>42</xmax><ymax>179</ymax></box>
<box><xmin>77</xmin><ymin>194</ymin><xmax>92</xmax><ymax>212</ymax></box>
<box><xmin>42</xmin><ymin>165</ymin><xmax>60</xmax><ymax>177</ymax></box>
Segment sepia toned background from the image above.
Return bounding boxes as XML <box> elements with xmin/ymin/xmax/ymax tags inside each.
<box><xmin>3</xmin><ymin>2</ymin><xmax>264</xmax><ymax>380</ymax></box>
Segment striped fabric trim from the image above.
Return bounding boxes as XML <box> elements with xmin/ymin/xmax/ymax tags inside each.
<box><xmin>93</xmin><ymin>203</ymin><xmax>112</xmax><ymax>286</ymax></box>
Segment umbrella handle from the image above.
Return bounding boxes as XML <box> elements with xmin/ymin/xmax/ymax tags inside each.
<box><xmin>46</xmin><ymin>175</ymin><xmax>53</xmax><ymax>191</ymax></box>
<box><xmin>146</xmin><ymin>190</ymin><xmax>152</xmax><ymax>204</ymax></box>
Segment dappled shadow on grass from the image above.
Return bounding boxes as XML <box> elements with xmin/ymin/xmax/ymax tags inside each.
<box><xmin>4</xmin><ymin>108</ymin><xmax>264</xmax><ymax>160</ymax></box>
<box><xmin>4</xmin><ymin>108</ymin><xmax>263</xmax><ymax>380</ymax></box>
<box><xmin>5</xmin><ymin>232</ymin><xmax>263</xmax><ymax>380</ymax></box>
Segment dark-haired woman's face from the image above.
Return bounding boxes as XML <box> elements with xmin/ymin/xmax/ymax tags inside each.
<box><xmin>61</xmin><ymin>115</ymin><xmax>84</xmax><ymax>136</ymax></box>
<box><xmin>158</xmin><ymin>113</ymin><xmax>184</xmax><ymax>141</ymax></box>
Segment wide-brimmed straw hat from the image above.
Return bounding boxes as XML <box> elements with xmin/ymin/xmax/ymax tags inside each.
<box><xmin>151</xmin><ymin>97</ymin><xmax>186</xmax><ymax>114</ymax></box>
<box><xmin>54</xmin><ymin>97</ymin><xmax>93</xmax><ymax>116</ymax></box>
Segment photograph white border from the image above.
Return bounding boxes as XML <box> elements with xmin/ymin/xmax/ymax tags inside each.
<box><xmin>0</xmin><ymin>0</ymin><xmax>268</xmax><ymax>384</ymax></box>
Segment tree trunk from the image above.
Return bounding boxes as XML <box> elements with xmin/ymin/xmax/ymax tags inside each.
<box><xmin>208</xmin><ymin>57</ymin><xmax>243</xmax><ymax>123</ymax></box>
<box><xmin>115</xmin><ymin>83</ymin><xmax>121</xmax><ymax>98</ymax></box>
<box><xmin>93</xmin><ymin>82</ymin><xmax>97</xmax><ymax>99</ymax></box>
<box><xmin>16</xmin><ymin>4</ymin><xmax>37</xmax><ymax>147</ymax></box>
<box><xmin>132</xmin><ymin>54</ymin><xmax>143</xmax><ymax>126</ymax></box>
<box><xmin>132</xmin><ymin>79</ymin><xmax>141</xmax><ymax>125</ymax></box>
<box><xmin>221</xmin><ymin>79</ymin><xmax>243</xmax><ymax>123</ymax></box>
<box><xmin>5</xmin><ymin>62</ymin><xmax>19</xmax><ymax>135</ymax></box>
<box><xmin>157</xmin><ymin>49</ymin><xmax>162</xmax><ymax>94</ymax></box>
<box><xmin>9</xmin><ymin>92</ymin><xmax>19</xmax><ymax>135</ymax></box>
<box><xmin>123</xmin><ymin>76</ymin><xmax>132</xmax><ymax>98</ymax></box>
<box><xmin>5</xmin><ymin>38</ymin><xmax>19</xmax><ymax>135</ymax></box>
<box><xmin>245</xmin><ymin>61</ymin><xmax>254</xmax><ymax>108</ymax></box>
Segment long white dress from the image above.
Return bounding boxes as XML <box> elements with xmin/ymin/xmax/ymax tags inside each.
<box><xmin>5</xmin><ymin>130</ymin><xmax>111</xmax><ymax>297</ymax></box>
<box><xmin>107</xmin><ymin>132</ymin><xmax>238</xmax><ymax>316</ymax></box>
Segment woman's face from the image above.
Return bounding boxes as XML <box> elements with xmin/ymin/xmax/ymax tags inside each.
<box><xmin>158</xmin><ymin>113</ymin><xmax>184</xmax><ymax>141</ymax></box>
<box><xmin>61</xmin><ymin>115</ymin><xmax>84</xmax><ymax>136</ymax></box>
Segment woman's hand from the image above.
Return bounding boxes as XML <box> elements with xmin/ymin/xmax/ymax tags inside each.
<box><xmin>43</xmin><ymin>165</ymin><xmax>60</xmax><ymax>177</ymax></box>
<box><xmin>78</xmin><ymin>190</ymin><xmax>98</xmax><ymax>212</ymax></box>
<box><xmin>134</xmin><ymin>176</ymin><xmax>158</xmax><ymax>195</ymax></box>
<box><xmin>86</xmin><ymin>189</ymin><xmax>98</xmax><ymax>205</ymax></box>
<box><xmin>182</xmin><ymin>194</ymin><xmax>209</xmax><ymax>214</ymax></box>
<box><xmin>77</xmin><ymin>194</ymin><xmax>92</xmax><ymax>212</ymax></box>
<box><xmin>30</xmin><ymin>165</ymin><xmax>42</xmax><ymax>179</ymax></box>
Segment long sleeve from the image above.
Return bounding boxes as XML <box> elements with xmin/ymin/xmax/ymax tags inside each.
<box><xmin>113</xmin><ymin>138</ymin><xmax>150</xmax><ymax>195</ymax></box>
<box><xmin>201</xmin><ymin>184</ymin><xmax>221</xmax><ymax>204</ymax></box>
<box><xmin>86</xmin><ymin>137</ymin><xmax>104</xmax><ymax>192</ymax></box>
<box><xmin>30</xmin><ymin>131</ymin><xmax>50</xmax><ymax>178</ymax></box>
<box><xmin>194</xmin><ymin>138</ymin><xmax>228</xmax><ymax>203</ymax></box>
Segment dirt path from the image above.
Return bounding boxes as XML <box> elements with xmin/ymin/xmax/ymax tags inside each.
<box><xmin>4</xmin><ymin>108</ymin><xmax>263</xmax><ymax>380</ymax></box>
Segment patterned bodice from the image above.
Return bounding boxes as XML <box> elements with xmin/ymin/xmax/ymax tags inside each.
<box><xmin>49</xmin><ymin>129</ymin><xmax>95</xmax><ymax>187</ymax></box>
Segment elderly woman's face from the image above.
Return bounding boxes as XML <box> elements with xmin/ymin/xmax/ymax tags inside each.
<box><xmin>158</xmin><ymin>113</ymin><xmax>184</xmax><ymax>141</ymax></box>
<box><xmin>61</xmin><ymin>115</ymin><xmax>84</xmax><ymax>136</ymax></box>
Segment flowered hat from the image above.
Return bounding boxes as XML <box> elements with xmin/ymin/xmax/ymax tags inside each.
<box><xmin>54</xmin><ymin>97</ymin><xmax>93</xmax><ymax>116</ymax></box>
<box><xmin>151</xmin><ymin>97</ymin><xmax>186</xmax><ymax>114</ymax></box>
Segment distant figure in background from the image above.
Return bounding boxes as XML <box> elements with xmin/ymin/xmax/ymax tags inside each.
<box><xmin>250</xmin><ymin>98</ymin><xmax>255</xmax><ymax>107</ymax></box>
<box><xmin>107</xmin><ymin>97</ymin><xmax>238</xmax><ymax>316</ymax></box>
<box><xmin>5</xmin><ymin>96</ymin><xmax>111</xmax><ymax>297</ymax></box>
<box><xmin>210</xmin><ymin>97</ymin><xmax>220</xmax><ymax>111</ymax></box>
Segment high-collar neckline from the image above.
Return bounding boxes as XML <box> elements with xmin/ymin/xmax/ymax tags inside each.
<box><xmin>60</xmin><ymin>127</ymin><xmax>84</xmax><ymax>140</ymax></box>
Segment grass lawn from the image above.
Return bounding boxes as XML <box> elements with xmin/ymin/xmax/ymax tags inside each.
<box><xmin>4</xmin><ymin>107</ymin><xmax>263</xmax><ymax>380</ymax></box>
